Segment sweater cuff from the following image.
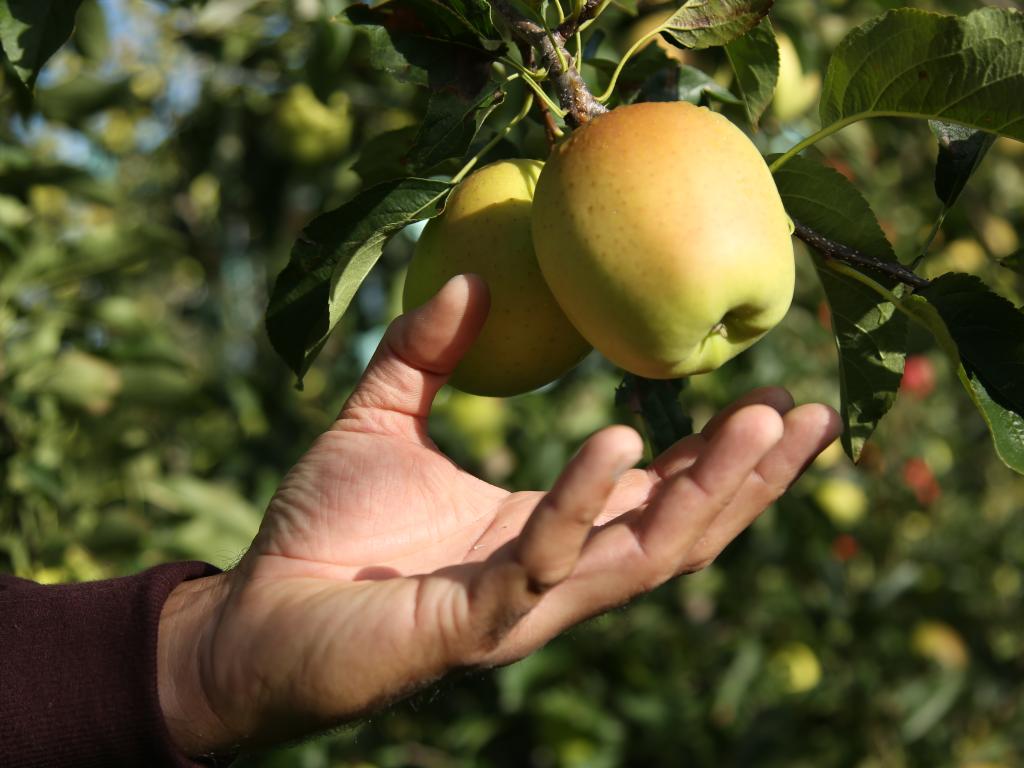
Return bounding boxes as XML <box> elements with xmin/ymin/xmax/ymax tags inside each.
<box><xmin>0</xmin><ymin>561</ymin><xmax>223</xmax><ymax>768</ymax></box>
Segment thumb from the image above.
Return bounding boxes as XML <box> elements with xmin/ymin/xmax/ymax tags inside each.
<box><xmin>339</xmin><ymin>274</ymin><xmax>490</xmax><ymax>429</ymax></box>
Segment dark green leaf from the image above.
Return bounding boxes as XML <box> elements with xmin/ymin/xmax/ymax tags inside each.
<box><xmin>353</xmin><ymin>127</ymin><xmax>420</xmax><ymax>185</ymax></box>
<box><xmin>816</xmin><ymin>262</ymin><xmax>907</xmax><ymax>462</ymax></box>
<box><xmin>917</xmin><ymin>273</ymin><xmax>1024</xmax><ymax>415</ymax></box>
<box><xmin>602</xmin><ymin>45</ymin><xmax>739</xmax><ymax>107</ymax></box>
<box><xmin>615</xmin><ymin>375</ymin><xmax>692</xmax><ymax>455</ymax></box>
<box><xmin>266</xmin><ymin>179</ymin><xmax>451</xmax><ymax>381</ymax></box>
<box><xmin>347</xmin><ymin>2</ymin><xmax>495</xmax><ymax>86</ymax></box>
<box><xmin>724</xmin><ymin>16</ymin><xmax>778</xmax><ymax>127</ymax></box>
<box><xmin>773</xmin><ymin>155</ymin><xmax>905</xmax><ymax>461</ymax></box>
<box><xmin>930</xmin><ymin>120</ymin><xmax>996</xmax><ymax>211</ymax></box>
<box><xmin>821</xmin><ymin>8</ymin><xmax>1024</xmax><ymax>141</ymax></box>
<box><xmin>0</xmin><ymin>0</ymin><xmax>85</xmax><ymax>89</ymax></box>
<box><xmin>904</xmin><ymin>286</ymin><xmax>1024</xmax><ymax>474</ymax></box>
<box><xmin>406</xmin><ymin>74</ymin><xmax>506</xmax><ymax>171</ymax></box>
<box><xmin>35</xmin><ymin>74</ymin><xmax>134</xmax><ymax>125</ymax></box>
<box><xmin>582</xmin><ymin>29</ymin><xmax>605</xmax><ymax>60</ymax></box>
<box><xmin>347</xmin><ymin>1</ymin><xmax>500</xmax><ymax>171</ymax></box>
<box><xmin>71</xmin><ymin>0</ymin><xmax>108</xmax><ymax>61</ymax></box>
<box><xmin>605</xmin><ymin>43</ymin><xmax>676</xmax><ymax>103</ymax></box>
<box><xmin>771</xmin><ymin>155</ymin><xmax>897</xmax><ymax>267</ymax></box>
<box><xmin>660</xmin><ymin>0</ymin><xmax>773</xmax><ymax>51</ymax></box>
<box><xmin>426</xmin><ymin>0</ymin><xmax>499</xmax><ymax>40</ymax></box>
<box><xmin>1000</xmin><ymin>249</ymin><xmax>1024</xmax><ymax>275</ymax></box>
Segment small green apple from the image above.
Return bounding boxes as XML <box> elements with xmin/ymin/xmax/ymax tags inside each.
<box><xmin>272</xmin><ymin>84</ymin><xmax>353</xmax><ymax>165</ymax></box>
<box><xmin>531</xmin><ymin>101</ymin><xmax>795</xmax><ymax>379</ymax></box>
<box><xmin>813</xmin><ymin>477</ymin><xmax>868</xmax><ymax>528</ymax></box>
<box><xmin>403</xmin><ymin>159</ymin><xmax>591</xmax><ymax>397</ymax></box>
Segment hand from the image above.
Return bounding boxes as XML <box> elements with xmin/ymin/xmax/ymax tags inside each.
<box><xmin>157</xmin><ymin>275</ymin><xmax>840</xmax><ymax>757</ymax></box>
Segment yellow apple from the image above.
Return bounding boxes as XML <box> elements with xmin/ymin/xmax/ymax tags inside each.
<box><xmin>772</xmin><ymin>33</ymin><xmax>821</xmax><ymax>123</ymax></box>
<box><xmin>531</xmin><ymin>101</ymin><xmax>794</xmax><ymax>379</ymax></box>
<box><xmin>403</xmin><ymin>159</ymin><xmax>591</xmax><ymax>397</ymax></box>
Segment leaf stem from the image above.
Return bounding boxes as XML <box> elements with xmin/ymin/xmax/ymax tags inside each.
<box><xmin>551</xmin><ymin>0</ymin><xmax>566</xmax><ymax>24</ymax></box>
<box><xmin>596</xmin><ymin>27</ymin><xmax>663</xmax><ymax>103</ymax></box>
<box><xmin>450</xmin><ymin>94</ymin><xmax>536</xmax><ymax>185</ymax></box>
<box><xmin>570</xmin><ymin>0</ymin><xmax>612</xmax><ymax>34</ymax></box>
<box><xmin>910</xmin><ymin>209</ymin><xmax>948</xmax><ymax>270</ymax></box>
<box><xmin>499</xmin><ymin>57</ymin><xmax>567</xmax><ymax>117</ymax></box>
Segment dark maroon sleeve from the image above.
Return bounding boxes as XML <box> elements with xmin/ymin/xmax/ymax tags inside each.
<box><xmin>0</xmin><ymin>561</ymin><xmax>226</xmax><ymax>768</ymax></box>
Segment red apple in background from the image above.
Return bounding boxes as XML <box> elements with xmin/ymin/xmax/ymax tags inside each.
<box><xmin>901</xmin><ymin>355</ymin><xmax>936</xmax><ymax>399</ymax></box>
<box><xmin>831</xmin><ymin>534</ymin><xmax>859</xmax><ymax>562</ymax></box>
<box><xmin>902</xmin><ymin>457</ymin><xmax>941</xmax><ymax>505</ymax></box>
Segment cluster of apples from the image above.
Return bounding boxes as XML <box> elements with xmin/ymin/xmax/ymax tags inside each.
<box><xmin>403</xmin><ymin>102</ymin><xmax>796</xmax><ymax>397</ymax></box>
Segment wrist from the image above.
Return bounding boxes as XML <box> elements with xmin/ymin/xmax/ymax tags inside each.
<box><xmin>157</xmin><ymin>571</ymin><xmax>235</xmax><ymax>759</ymax></box>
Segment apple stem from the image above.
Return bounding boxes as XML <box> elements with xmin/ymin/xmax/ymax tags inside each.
<box><xmin>793</xmin><ymin>220</ymin><xmax>932</xmax><ymax>290</ymax></box>
<box><xmin>491</xmin><ymin>0</ymin><xmax>607</xmax><ymax>127</ymax></box>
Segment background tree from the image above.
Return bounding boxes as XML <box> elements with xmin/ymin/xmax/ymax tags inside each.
<box><xmin>1</xmin><ymin>0</ymin><xmax>1023</xmax><ymax>765</ymax></box>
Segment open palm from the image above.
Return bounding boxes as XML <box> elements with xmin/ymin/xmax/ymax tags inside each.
<box><xmin>161</xmin><ymin>276</ymin><xmax>840</xmax><ymax>756</ymax></box>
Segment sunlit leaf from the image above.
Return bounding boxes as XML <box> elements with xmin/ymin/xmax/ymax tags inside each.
<box><xmin>821</xmin><ymin>8</ymin><xmax>1024</xmax><ymax>141</ymax></box>
<box><xmin>0</xmin><ymin>0</ymin><xmax>85</xmax><ymax>89</ymax></box>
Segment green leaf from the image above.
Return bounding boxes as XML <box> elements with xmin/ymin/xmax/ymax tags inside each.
<box><xmin>353</xmin><ymin>127</ymin><xmax>420</xmax><ymax>185</ymax></box>
<box><xmin>71</xmin><ymin>0</ymin><xmax>108</xmax><ymax>61</ymax></box>
<box><xmin>35</xmin><ymin>74</ymin><xmax>134</xmax><ymax>125</ymax></box>
<box><xmin>917</xmin><ymin>273</ymin><xmax>1024</xmax><ymax>415</ymax></box>
<box><xmin>815</xmin><ymin>263</ymin><xmax>907</xmax><ymax>462</ymax></box>
<box><xmin>600</xmin><ymin>43</ymin><xmax>677</xmax><ymax>104</ymax></box>
<box><xmin>0</xmin><ymin>0</ymin><xmax>85</xmax><ymax>89</ymax></box>
<box><xmin>347</xmin><ymin>0</ymin><xmax>497</xmax><ymax>85</ymax></box>
<box><xmin>677</xmin><ymin>64</ymin><xmax>742</xmax><ymax>106</ymax></box>
<box><xmin>772</xmin><ymin>155</ymin><xmax>905</xmax><ymax>461</ymax></box>
<box><xmin>600</xmin><ymin>45</ymin><xmax>739</xmax><ymax>107</ymax></box>
<box><xmin>347</xmin><ymin>1</ymin><xmax>501</xmax><ymax>170</ymax></box>
<box><xmin>929</xmin><ymin>120</ymin><xmax>996</xmax><ymax>211</ymax></box>
<box><xmin>820</xmin><ymin>7</ymin><xmax>1024</xmax><ymax>141</ymax></box>
<box><xmin>771</xmin><ymin>155</ymin><xmax>897</xmax><ymax>266</ymax></box>
<box><xmin>903</xmin><ymin>284</ymin><xmax>1024</xmax><ymax>474</ymax></box>
<box><xmin>615</xmin><ymin>375</ymin><xmax>692</xmax><ymax>456</ymax></box>
<box><xmin>724</xmin><ymin>16</ymin><xmax>778</xmax><ymax>128</ymax></box>
<box><xmin>406</xmin><ymin>74</ymin><xmax>506</xmax><ymax>172</ymax></box>
<box><xmin>660</xmin><ymin>0</ymin><xmax>773</xmax><ymax>51</ymax></box>
<box><xmin>266</xmin><ymin>179</ymin><xmax>451</xmax><ymax>382</ymax></box>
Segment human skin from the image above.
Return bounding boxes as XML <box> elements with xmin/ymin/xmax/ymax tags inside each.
<box><xmin>532</xmin><ymin>101</ymin><xmax>795</xmax><ymax>379</ymax></box>
<box><xmin>157</xmin><ymin>275</ymin><xmax>841</xmax><ymax>757</ymax></box>
<box><xmin>404</xmin><ymin>159</ymin><xmax>591</xmax><ymax>396</ymax></box>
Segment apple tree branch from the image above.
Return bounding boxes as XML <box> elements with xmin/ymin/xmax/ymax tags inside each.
<box><xmin>491</xmin><ymin>0</ymin><xmax>606</xmax><ymax>127</ymax></box>
<box><xmin>793</xmin><ymin>220</ymin><xmax>932</xmax><ymax>290</ymax></box>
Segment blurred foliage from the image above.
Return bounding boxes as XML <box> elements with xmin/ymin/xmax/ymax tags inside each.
<box><xmin>1</xmin><ymin>0</ymin><xmax>1023</xmax><ymax>766</ymax></box>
